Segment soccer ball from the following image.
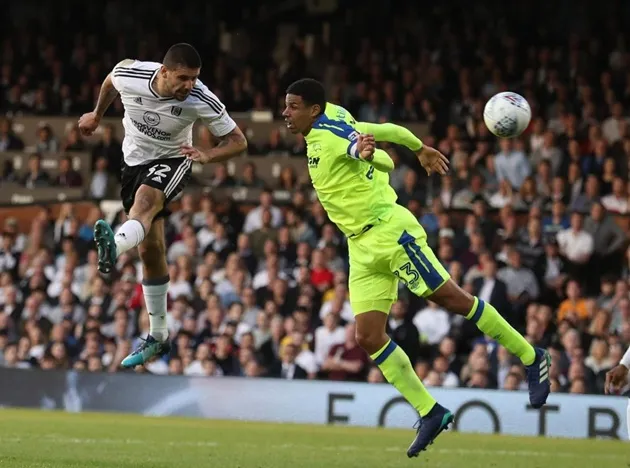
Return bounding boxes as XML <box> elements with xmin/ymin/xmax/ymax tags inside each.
<box><xmin>483</xmin><ymin>92</ymin><xmax>532</xmax><ymax>138</ymax></box>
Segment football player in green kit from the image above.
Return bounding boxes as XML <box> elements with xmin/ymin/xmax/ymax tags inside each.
<box><xmin>283</xmin><ymin>78</ymin><xmax>551</xmax><ymax>458</ymax></box>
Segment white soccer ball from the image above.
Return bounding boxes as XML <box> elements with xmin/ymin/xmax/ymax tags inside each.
<box><xmin>483</xmin><ymin>92</ymin><xmax>532</xmax><ymax>138</ymax></box>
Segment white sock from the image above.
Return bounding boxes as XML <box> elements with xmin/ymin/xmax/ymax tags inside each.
<box><xmin>142</xmin><ymin>276</ymin><xmax>169</xmax><ymax>342</ymax></box>
<box><xmin>114</xmin><ymin>219</ymin><xmax>145</xmax><ymax>257</ymax></box>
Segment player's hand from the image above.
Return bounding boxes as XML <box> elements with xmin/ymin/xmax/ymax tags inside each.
<box><xmin>78</xmin><ymin>112</ymin><xmax>101</xmax><ymax>137</ymax></box>
<box><xmin>356</xmin><ymin>134</ymin><xmax>376</xmax><ymax>161</ymax></box>
<box><xmin>181</xmin><ymin>145</ymin><xmax>210</xmax><ymax>164</ymax></box>
<box><xmin>605</xmin><ymin>364</ymin><xmax>629</xmax><ymax>394</ymax></box>
<box><xmin>416</xmin><ymin>146</ymin><xmax>449</xmax><ymax>176</ymax></box>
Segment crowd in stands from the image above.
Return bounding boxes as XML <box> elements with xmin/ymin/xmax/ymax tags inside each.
<box><xmin>1</xmin><ymin>0</ymin><xmax>630</xmax><ymax>396</ymax></box>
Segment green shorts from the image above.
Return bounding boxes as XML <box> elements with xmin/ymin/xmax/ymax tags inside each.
<box><xmin>348</xmin><ymin>204</ymin><xmax>450</xmax><ymax>315</ymax></box>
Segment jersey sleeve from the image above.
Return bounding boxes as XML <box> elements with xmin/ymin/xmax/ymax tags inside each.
<box><xmin>313</xmin><ymin>119</ymin><xmax>362</xmax><ymax>160</ymax></box>
<box><xmin>354</xmin><ymin>121</ymin><xmax>423</xmax><ymax>152</ymax></box>
<box><xmin>193</xmin><ymin>81</ymin><xmax>237</xmax><ymax>137</ymax></box>
<box><xmin>110</xmin><ymin>59</ymin><xmax>137</xmax><ymax>93</ymax></box>
<box><xmin>316</xmin><ymin>120</ymin><xmax>394</xmax><ymax>172</ymax></box>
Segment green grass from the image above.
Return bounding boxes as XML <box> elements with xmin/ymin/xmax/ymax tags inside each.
<box><xmin>0</xmin><ymin>408</ymin><xmax>628</xmax><ymax>467</ymax></box>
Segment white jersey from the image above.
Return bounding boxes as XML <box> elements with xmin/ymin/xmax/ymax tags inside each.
<box><xmin>110</xmin><ymin>59</ymin><xmax>236</xmax><ymax>166</ymax></box>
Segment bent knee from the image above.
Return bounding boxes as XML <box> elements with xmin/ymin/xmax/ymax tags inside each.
<box><xmin>131</xmin><ymin>186</ymin><xmax>165</xmax><ymax>218</ymax></box>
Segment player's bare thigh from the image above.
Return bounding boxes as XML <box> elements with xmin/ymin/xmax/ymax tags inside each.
<box><xmin>128</xmin><ymin>184</ymin><xmax>166</xmax><ymax>228</ymax></box>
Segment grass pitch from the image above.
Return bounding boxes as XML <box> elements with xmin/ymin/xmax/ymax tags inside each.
<box><xmin>0</xmin><ymin>408</ymin><xmax>628</xmax><ymax>467</ymax></box>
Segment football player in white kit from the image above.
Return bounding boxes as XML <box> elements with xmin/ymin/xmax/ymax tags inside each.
<box><xmin>78</xmin><ymin>43</ymin><xmax>247</xmax><ymax>368</ymax></box>
<box><xmin>605</xmin><ymin>346</ymin><xmax>630</xmax><ymax>439</ymax></box>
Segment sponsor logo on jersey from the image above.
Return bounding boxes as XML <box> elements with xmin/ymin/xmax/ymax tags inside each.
<box><xmin>131</xmin><ymin>118</ymin><xmax>172</xmax><ymax>141</ymax></box>
<box><xmin>170</xmin><ymin>106</ymin><xmax>182</xmax><ymax>116</ymax></box>
<box><xmin>143</xmin><ymin>111</ymin><xmax>161</xmax><ymax>127</ymax></box>
<box><xmin>308</xmin><ymin>143</ymin><xmax>321</xmax><ymax>168</ymax></box>
<box><xmin>134</xmin><ymin>97</ymin><xmax>143</xmax><ymax>105</ymax></box>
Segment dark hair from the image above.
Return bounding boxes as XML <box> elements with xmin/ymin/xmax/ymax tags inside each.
<box><xmin>163</xmin><ymin>43</ymin><xmax>202</xmax><ymax>69</ymax></box>
<box><xmin>286</xmin><ymin>78</ymin><xmax>326</xmax><ymax>114</ymax></box>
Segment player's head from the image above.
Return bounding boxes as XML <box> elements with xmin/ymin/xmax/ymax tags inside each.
<box><xmin>161</xmin><ymin>43</ymin><xmax>202</xmax><ymax>101</ymax></box>
<box><xmin>283</xmin><ymin>78</ymin><xmax>326</xmax><ymax>135</ymax></box>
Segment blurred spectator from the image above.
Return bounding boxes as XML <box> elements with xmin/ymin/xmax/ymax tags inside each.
<box><xmin>322</xmin><ymin>323</ymin><xmax>369</xmax><ymax>381</ymax></box>
<box><xmin>61</xmin><ymin>127</ymin><xmax>86</xmax><ymax>152</ymax></box>
<box><xmin>471</xmin><ymin>257</ymin><xmax>511</xmax><ymax>318</ymax></box>
<box><xmin>90</xmin><ymin>124</ymin><xmax>122</xmax><ymax>177</ymax></box>
<box><xmin>262</xmin><ymin>129</ymin><xmax>288</xmax><ymax>156</ymax></box>
<box><xmin>89</xmin><ymin>157</ymin><xmax>115</xmax><ymax>199</ymax></box>
<box><xmin>243</xmin><ymin>190</ymin><xmax>283</xmax><ymax>233</ymax></box>
<box><xmin>388</xmin><ymin>300</ymin><xmax>422</xmax><ymax>364</ymax></box>
<box><xmin>0</xmin><ymin>118</ymin><xmax>24</xmax><ymax>151</ymax></box>
<box><xmin>34</xmin><ymin>125</ymin><xmax>59</xmax><ymax>153</ymax></box>
<box><xmin>209</xmin><ymin>164</ymin><xmax>236</xmax><ymax>188</ymax></box>
<box><xmin>237</xmin><ymin>162</ymin><xmax>266</xmax><ymax>188</ymax></box>
<box><xmin>412</xmin><ymin>301</ymin><xmax>450</xmax><ymax>346</ymax></box>
<box><xmin>557</xmin><ymin>212</ymin><xmax>594</xmax><ymax>282</ymax></box>
<box><xmin>21</xmin><ymin>153</ymin><xmax>51</xmax><ymax>188</ymax></box>
<box><xmin>601</xmin><ymin>177</ymin><xmax>628</xmax><ymax>214</ymax></box>
<box><xmin>269</xmin><ymin>343</ymin><xmax>307</xmax><ymax>380</ymax></box>
<box><xmin>54</xmin><ymin>156</ymin><xmax>83</xmax><ymax>187</ymax></box>
<box><xmin>497</xmin><ymin>248</ymin><xmax>540</xmax><ymax>304</ymax></box>
<box><xmin>495</xmin><ymin>139</ymin><xmax>531</xmax><ymax>189</ymax></box>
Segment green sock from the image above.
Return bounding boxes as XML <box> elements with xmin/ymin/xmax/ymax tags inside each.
<box><xmin>371</xmin><ymin>340</ymin><xmax>436</xmax><ymax>417</ymax></box>
<box><xmin>467</xmin><ymin>297</ymin><xmax>536</xmax><ymax>366</ymax></box>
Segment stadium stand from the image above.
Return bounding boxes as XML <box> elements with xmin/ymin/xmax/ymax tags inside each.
<box><xmin>1</xmin><ymin>0</ymin><xmax>630</xmax><ymax>396</ymax></box>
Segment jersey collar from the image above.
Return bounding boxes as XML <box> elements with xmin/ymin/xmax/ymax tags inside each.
<box><xmin>312</xmin><ymin>113</ymin><xmax>329</xmax><ymax>129</ymax></box>
<box><xmin>148</xmin><ymin>69</ymin><xmax>175</xmax><ymax>101</ymax></box>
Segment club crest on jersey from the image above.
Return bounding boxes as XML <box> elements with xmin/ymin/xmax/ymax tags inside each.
<box><xmin>134</xmin><ymin>97</ymin><xmax>142</xmax><ymax>105</ymax></box>
<box><xmin>143</xmin><ymin>111</ymin><xmax>160</xmax><ymax>127</ymax></box>
<box><xmin>171</xmin><ymin>106</ymin><xmax>182</xmax><ymax>116</ymax></box>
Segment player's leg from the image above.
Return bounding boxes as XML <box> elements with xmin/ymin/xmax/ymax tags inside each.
<box><xmin>351</xmin><ymin>281</ymin><xmax>437</xmax><ymax>418</ymax></box>
<box><xmin>349</xmin><ymin>237</ymin><xmax>451</xmax><ymax>458</ymax></box>
<box><xmin>121</xmin><ymin>217</ymin><xmax>171</xmax><ymax>368</ymax></box>
<box><xmin>94</xmin><ymin>159</ymin><xmax>191</xmax><ymax>274</ymax></box>
<box><xmin>398</xmin><ymin>228</ymin><xmax>551</xmax><ymax>409</ymax></box>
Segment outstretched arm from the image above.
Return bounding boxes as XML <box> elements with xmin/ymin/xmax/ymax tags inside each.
<box><xmin>355</xmin><ymin>122</ymin><xmax>423</xmax><ymax>152</ymax></box>
<box><xmin>355</xmin><ymin>121</ymin><xmax>448</xmax><ymax>175</ymax></box>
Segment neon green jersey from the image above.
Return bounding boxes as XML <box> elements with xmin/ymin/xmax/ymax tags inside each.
<box><xmin>304</xmin><ymin>103</ymin><xmax>404</xmax><ymax>237</ymax></box>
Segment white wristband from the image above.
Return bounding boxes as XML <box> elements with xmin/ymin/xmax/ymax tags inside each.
<box><xmin>620</xmin><ymin>347</ymin><xmax>630</xmax><ymax>369</ymax></box>
<box><xmin>348</xmin><ymin>142</ymin><xmax>360</xmax><ymax>160</ymax></box>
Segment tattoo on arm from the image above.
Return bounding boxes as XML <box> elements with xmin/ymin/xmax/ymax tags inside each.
<box><xmin>204</xmin><ymin>127</ymin><xmax>248</xmax><ymax>163</ymax></box>
<box><xmin>215</xmin><ymin>130</ymin><xmax>247</xmax><ymax>149</ymax></box>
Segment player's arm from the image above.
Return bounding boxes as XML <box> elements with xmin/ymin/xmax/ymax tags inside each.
<box><xmin>78</xmin><ymin>59</ymin><xmax>132</xmax><ymax>136</ymax></box>
<box><xmin>351</xmin><ymin>134</ymin><xmax>394</xmax><ymax>173</ymax></box>
<box><xmin>182</xmin><ymin>86</ymin><xmax>247</xmax><ymax>164</ymax></box>
<box><xmin>356</xmin><ymin>121</ymin><xmax>449</xmax><ymax>176</ymax></box>
<box><xmin>323</xmin><ymin>125</ymin><xmax>393</xmax><ymax>172</ymax></box>
<box><xmin>355</xmin><ymin>121</ymin><xmax>423</xmax><ymax>152</ymax></box>
<box><xmin>93</xmin><ymin>74</ymin><xmax>119</xmax><ymax>119</ymax></box>
<box><xmin>605</xmin><ymin>347</ymin><xmax>630</xmax><ymax>394</ymax></box>
<box><xmin>182</xmin><ymin>126</ymin><xmax>248</xmax><ymax>164</ymax></box>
